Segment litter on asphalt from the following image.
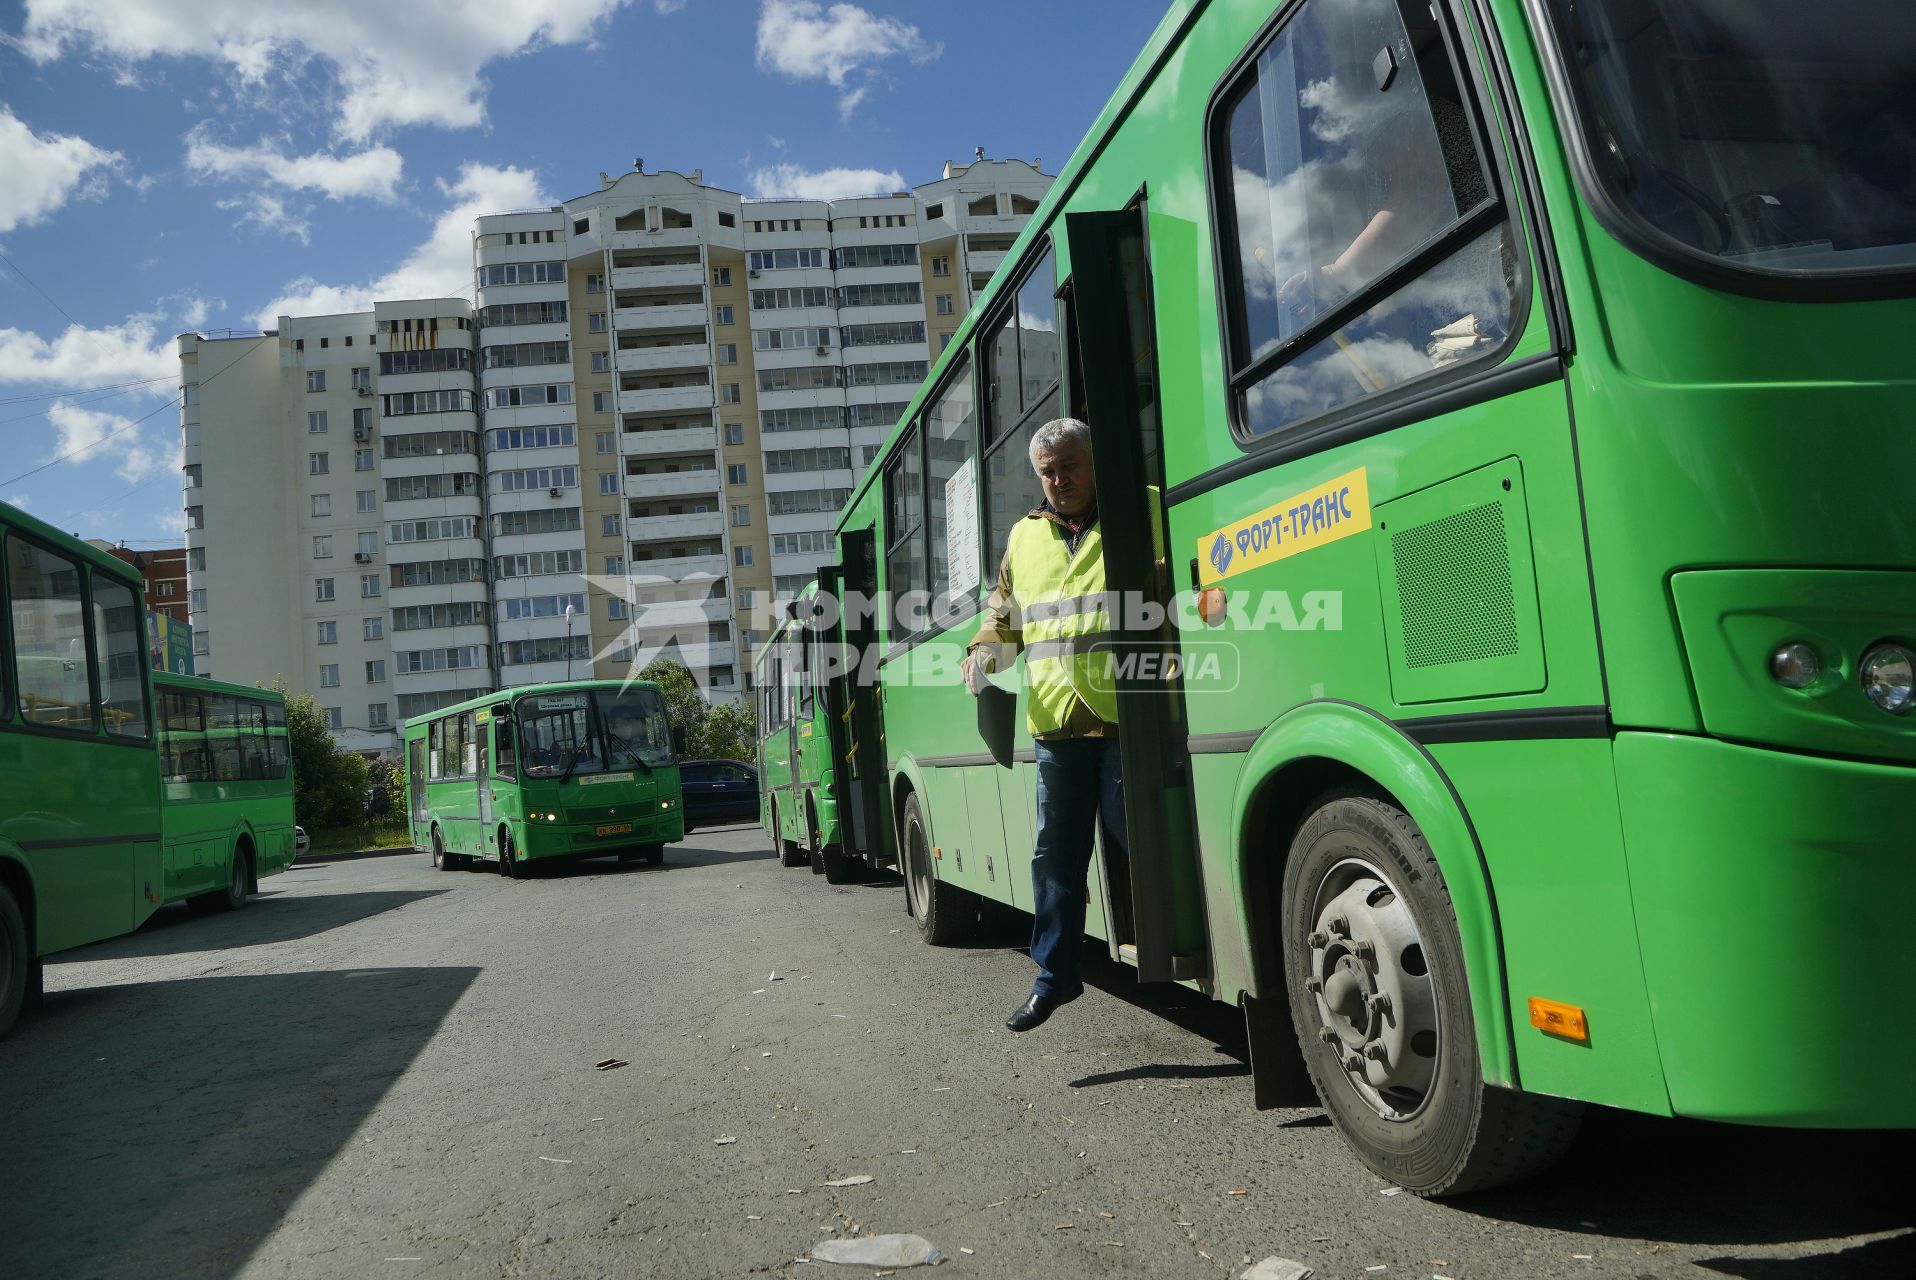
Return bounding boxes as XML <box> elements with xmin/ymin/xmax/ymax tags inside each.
<box><xmin>822</xmin><ymin>1175</ymin><xmax>875</xmax><ymax>1187</ymax></box>
<box><xmin>715</xmin><ymin>1136</ymin><xmax>739</xmax><ymax>1145</ymax></box>
<box><xmin>809</xmin><ymin>1234</ymin><xmax>942</xmax><ymax>1268</ymax></box>
<box><xmin>593</xmin><ymin>1058</ymin><xmax>627</xmax><ymax>1071</ymax></box>
<box><xmin>1241</xmin><ymin>1258</ymin><xmax>1314</xmax><ymax>1280</ymax></box>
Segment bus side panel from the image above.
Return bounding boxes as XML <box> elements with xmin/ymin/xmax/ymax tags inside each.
<box><xmin>4</xmin><ymin>737</ymin><xmax>158</xmax><ymax>955</ymax></box>
<box><xmin>1431</xmin><ymin>738</ymin><xmax>1669</xmax><ymax>1115</ymax></box>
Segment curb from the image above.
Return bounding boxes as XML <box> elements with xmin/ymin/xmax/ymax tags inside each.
<box><xmin>295</xmin><ymin>845</ymin><xmax>420</xmax><ymax>866</ymax></box>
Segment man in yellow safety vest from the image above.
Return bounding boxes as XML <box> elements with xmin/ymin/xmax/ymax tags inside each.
<box><xmin>962</xmin><ymin>417</ymin><xmax>1126</xmax><ymax>1032</ymax></box>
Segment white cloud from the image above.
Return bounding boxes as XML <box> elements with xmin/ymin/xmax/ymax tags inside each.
<box><xmin>750</xmin><ymin>162</ymin><xmax>905</xmax><ymax>201</ymax></box>
<box><xmin>255</xmin><ymin>162</ymin><xmax>550</xmax><ymax>326</ymax></box>
<box><xmin>46</xmin><ymin>400</ymin><xmax>172</xmax><ymax>484</ymax></box>
<box><xmin>754</xmin><ymin>0</ymin><xmax>939</xmax><ymax>117</ymax></box>
<box><xmin>0</xmin><ymin>105</ymin><xmax>125</xmax><ymax>233</ymax></box>
<box><xmin>185</xmin><ymin>131</ymin><xmax>404</xmax><ymax>202</ymax></box>
<box><xmin>19</xmin><ymin>0</ymin><xmax>633</xmax><ymax>142</ymax></box>
<box><xmin>218</xmin><ymin>192</ymin><xmax>312</xmax><ymax>244</ymax></box>
<box><xmin>2</xmin><ymin>493</ymin><xmax>28</xmax><ymax>509</ymax></box>
<box><xmin>0</xmin><ymin>314</ymin><xmax>178</xmax><ymax>388</ymax></box>
<box><xmin>653</xmin><ymin>0</ymin><xmax>686</xmax><ymax>11</ymax></box>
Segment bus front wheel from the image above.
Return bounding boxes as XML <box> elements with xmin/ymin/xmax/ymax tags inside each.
<box><xmin>499</xmin><ymin>829</ymin><xmax>526</xmax><ymax>880</ymax></box>
<box><xmin>902</xmin><ymin>793</ymin><xmax>971</xmax><ymax>946</ymax></box>
<box><xmin>1280</xmin><ymin>791</ymin><xmax>1582</xmax><ymax>1196</ymax></box>
<box><xmin>0</xmin><ymin>883</ymin><xmax>27</xmax><ymax>1040</ymax></box>
<box><xmin>213</xmin><ymin>843</ymin><xmax>251</xmax><ymax>912</ymax></box>
<box><xmin>432</xmin><ymin>828</ymin><xmax>460</xmax><ymax>872</ymax></box>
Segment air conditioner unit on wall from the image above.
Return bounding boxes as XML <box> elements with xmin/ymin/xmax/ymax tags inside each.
<box><xmin>549</xmin><ymin>487</ymin><xmax>563</xmax><ymax>498</ymax></box>
<box><xmin>354</xmin><ymin>552</ymin><xmax>373</xmax><ymax>564</ymax></box>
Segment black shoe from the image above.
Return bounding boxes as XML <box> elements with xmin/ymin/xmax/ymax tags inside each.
<box><xmin>1006</xmin><ymin>989</ymin><xmax>1077</xmax><ymax>1032</ymax></box>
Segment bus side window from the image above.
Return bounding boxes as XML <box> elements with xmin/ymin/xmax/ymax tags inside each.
<box><xmin>495</xmin><ymin>709</ymin><xmax>516</xmax><ymax>779</ymax></box>
<box><xmin>90</xmin><ymin>576</ymin><xmax>148</xmax><ymax>739</ymax></box>
<box><xmin>428</xmin><ymin>719</ymin><xmax>444</xmax><ymax>780</ymax></box>
<box><xmin>7</xmin><ymin>534</ymin><xmax>96</xmax><ymax>730</ymax></box>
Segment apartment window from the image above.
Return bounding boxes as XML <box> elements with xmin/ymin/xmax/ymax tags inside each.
<box><xmin>940</xmin><ymin>332</ymin><xmax>954</xmax><ymax>351</ymax></box>
<box><xmin>936</xmin><ymin>294</ymin><xmax>954</xmax><ymax>316</ymax></box>
<box><xmin>357</xmin><ymin>531</ymin><xmax>378</xmax><ymax>557</ymax></box>
<box><xmin>308</xmin><ymin>410</ymin><xmax>328</xmax><ymax>433</ymax></box>
<box><xmin>319</xmin><ymin>664</ymin><xmax>340</xmax><ymax>688</ymax></box>
<box><xmin>351</xmin><ymin>366</ymin><xmax>370</xmax><ymax>391</ymax></box>
<box><xmin>355</xmin><ymin>448</ymin><xmax>374</xmax><ymax>471</ymax></box>
<box><xmin>353</xmin><ymin>407</ymin><xmax>374</xmax><ymax>433</ymax></box>
<box><xmin>607</xmin><ymin>598</ymin><xmax>628</xmax><ymax>620</ymax></box>
<box><xmin>601</xmin><ymin>514</ymin><xmax>620</xmax><ymax>536</ymax></box>
<box><xmin>593</xmin><ymin>391</ymin><xmax>612</xmax><ymax>413</ymax></box>
<box><xmin>306</xmin><ymin>370</ymin><xmax>326</xmax><ymax>392</ymax></box>
<box><xmin>719</xmin><ymin>383</ymin><xmax>740</xmax><ymax>404</ymax></box>
<box><xmin>309</xmin><ymin>452</ymin><xmax>330</xmax><ymax>475</ymax></box>
<box><xmin>730</xmin><ymin>504</ymin><xmax>751</xmax><ymax>527</ymax></box>
<box><xmin>595</xmin><ymin>430</ymin><xmax>614</xmax><ymax>454</ymax></box>
<box><xmin>313</xmin><ymin>535</ymin><xmax>333</xmax><ymax>559</ymax></box>
<box><xmin>185</xmin><ymin>503</ymin><xmax>205</xmax><ymax>530</ymax></box>
<box><xmin>588</xmin><ymin>312</ymin><xmax>607</xmax><ymax>333</ymax></box>
<box><xmin>318</xmin><ymin>621</ymin><xmax>337</xmax><ymax>645</ymax></box>
<box><xmin>604</xmin><ymin>555</ymin><xmax>625</xmax><ymax>575</ymax></box>
<box><xmin>363</xmin><ymin>616</ymin><xmax>384</xmax><ymax>641</ymax></box>
<box><xmin>714</xmin><ymin>304</ymin><xmax>734</xmax><ymax>325</ymax></box>
<box><xmin>932</xmin><ymin>255</ymin><xmax>951</xmax><ymax>276</ymax></box>
<box><xmin>718</xmin><ymin>211</ymin><xmax>736</xmax><ymax>228</ymax></box>
<box><xmin>357</xmin><ymin>489</ymin><xmax>377</xmax><ymax>513</ymax></box>
<box><xmin>319</xmin><ymin>337</ymin><xmax>329</xmax><ymax>348</ymax></box>
<box><xmin>585</xmin><ymin>273</ymin><xmax>604</xmax><ymax>293</ymax></box>
<box><xmin>326</xmin><ymin>707</ymin><xmax>343</xmax><ymax>730</ymax></box>
<box><xmin>573</xmin><ymin>217</ymin><xmax>589</xmax><ymax>234</ymax></box>
<box><xmin>712</xmin><ymin>266</ymin><xmax>732</xmax><ymax>286</ymax></box>
<box><xmin>182</xmin><ymin>463</ymin><xmax>202</xmax><ymax>489</ymax></box>
<box><xmin>716</xmin><ymin>343</ymin><xmax>737</xmax><ymax>364</ymax></box>
<box><xmin>724</xmin><ymin>422</ymin><xmax>745</xmax><ymax>445</ymax></box>
<box><xmin>361</xmin><ymin>574</ymin><xmax>381</xmax><ymax>598</ymax></box>
<box><xmin>368</xmin><ymin>703</ymin><xmax>390</xmax><ymax>729</ymax></box>
<box><xmin>189</xmin><ymin>547</ymin><xmax>207</xmax><ymax>571</ymax></box>
<box><xmin>734</xmin><ymin>545</ymin><xmax>754</xmax><ymax>567</ymax></box>
<box><xmin>194</xmin><ymin>632</ymin><xmax>210</xmax><ymax>655</ymax></box>
<box><xmin>727</xmin><ymin>463</ymin><xmax>747</xmax><ymax>485</ymax></box>
<box><xmin>597</xmin><ymin>472</ymin><xmax>619</xmax><ymax>495</ymax></box>
<box><xmin>312</xmin><ymin>494</ymin><xmax>332</xmax><ymax>518</ymax></box>
<box><xmin>366</xmin><ymin>660</ymin><xmax>386</xmax><ymax>684</ymax></box>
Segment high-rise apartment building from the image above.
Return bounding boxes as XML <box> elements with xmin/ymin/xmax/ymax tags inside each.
<box><xmin>181</xmin><ymin>158</ymin><xmax>1050</xmax><ymax>751</ymax></box>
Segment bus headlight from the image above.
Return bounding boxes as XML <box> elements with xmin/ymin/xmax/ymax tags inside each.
<box><xmin>1767</xmin><ymin>642</ymin><xmax>1821</xmax><ymax>690</ymax></box>
<box><xmin>1859</xmin><ymin>642</ymin><xmax>1914</xmax><ymax>715</ymax></box>
<box><xmin>660</xmin><ymin>799</ymin><xmax>673</xmax><ymax>809</ymax></box>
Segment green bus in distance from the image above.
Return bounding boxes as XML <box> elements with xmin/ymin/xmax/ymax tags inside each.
<box><xmin>809</xmin><ymin>0</ymin><xmax>1916</xmax><ymax>1194</ymax></box>
<box><xmin>1</xmin><ymin>501</ymin><xmax>161</xmax><ymax>1036</ymax></box>
<box><xmin>753</xmin><ymin>581</ymin><xmax>863</xmax><ymax>882</ymax></box>
<box><xmin>153</xmin><ymin>671</ymin><xmax>297</xmax><ymax>912</ymax></box>
<box><xmin>404</xmin><ymin>679</ymin><xmax>684</xmax><ymax>876</ymax></box>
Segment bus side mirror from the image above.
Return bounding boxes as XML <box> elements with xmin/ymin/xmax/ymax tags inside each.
<box><xmin>672</xmin><ymin>726</ymin><xmax>688</xmax><ymax>757</ymax></box>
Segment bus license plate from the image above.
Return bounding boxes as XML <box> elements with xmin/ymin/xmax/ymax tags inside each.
<box><xmin>595</xmin><ymin>822</ymin><xmax>633</xmax><ymax>837</ymax></box>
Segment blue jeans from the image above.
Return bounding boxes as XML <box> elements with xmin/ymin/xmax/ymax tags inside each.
<box><xmin>1029</xmin><ymin>736</ymin><xmax>1127</xmax><ymax>1001</ymax></box>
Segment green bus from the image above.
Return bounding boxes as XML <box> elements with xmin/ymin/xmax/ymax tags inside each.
<box><xmin>1</xmin><ymin>501</ymin><xmax>161</xmax><ymax>1036</ymax></box>
<box><xmin>809</xmin><ymin>0</ymin><xmax>1916</xmax><ymax>1193</ymax></box>
<box><xmin>754</xmin><ymin>581</ymin><xmax>862</xmax><ymax>882</ymax></box>
<box><xmin>404</xmin><ymin>679</ymin><xmax>684</xmax><ymax>875</ymax></box>
<box><xmin>153</xmin><ymin>672</ymin><xmax>297</xmax><ymax>911</ymax></box>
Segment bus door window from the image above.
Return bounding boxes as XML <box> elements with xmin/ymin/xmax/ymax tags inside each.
<box><xmin>89</xmin><ymin>576</ymin><xmax>148</xmax><ymax>739</ymax></box>
<box><xmin>494</xmin><ymin>708</ymin><xmax>517</xmax><ymax>780</ymax></box>
<box><xmin>980</xmin><ymin>243</ymin><xmax>1062</xmax><ymax>577</ymax></box>
<box><xmin>6</xmin><ymin>534</ymin><xmax>95</xmax><ymax>730</ymax></box>
<box><xmin>428</xmin><ymin>718</ymin><xmax>445</xmax><ymax>780</ymax></box>
<box><xmin>1218</xmin><ymin>0</ymin><xmax>1514</xmax><ymax>438</ymax></box>
<box><xmin>926</xmin><ymin>355</ymin><xmax>981</xmax><ymax>628</ymax></box>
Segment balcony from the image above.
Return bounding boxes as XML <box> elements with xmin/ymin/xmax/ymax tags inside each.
<box><xmin>611</xmin><ymin>264</ymin><xmax>703</xmax><ymax>292</ymax></box>
<box><xmin>604</xmin><ymin>226</ymin><xmax>703</xmax><ymax>251</ymax></box>
<box><xmin>618</xmin><ymin>385</ymin><xmax>713</xmax><ymax>416</ymax></box>
<box><xmin>618</xmin><ymin>342</ymin><xmax>710</xmax><ymax>374</ymax></box>
<box><xmin>622</xmin><ymin>425</ymin><xmax>717</xmax><ymax>457</ymax></box>
<box><xmin>967</xmin><ymin>249</ymin><xmax>1007</xmax><ymax>277</ymax></box>
<box><xmin>624</xmin><ymin>470</ymin><xmax>722</xmax><ymax>501</ymax></box>
<box><xmin>626</xmin><ymin>553</ymin><xmax>728</xmax><ymax>585</ymax></box>
<box><xmin>629</xmin><ymin>595</ymin><xmax>731</xmax><ymax>628</ymax></box>
<box><xmin>626</xmin><ymin>510</ymin><xmax>724</xmax><ymax>541</ymax></box>
<box><xmin>614</xmin><ymin>302</ymin><xmax>708</xmax><ymax>333</ymax></box>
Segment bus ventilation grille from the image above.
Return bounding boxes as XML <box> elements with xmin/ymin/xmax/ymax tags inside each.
<box><xmin>1391</xmin><ymin>500</ymin><xmax>1518</xmax><ymax>669</ymax></box>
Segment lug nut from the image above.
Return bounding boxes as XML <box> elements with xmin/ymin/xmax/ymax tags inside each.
<box><xmin>1304</xmin><ymin>977</ymin><xmax>1323</xmax><ymax>994</ymax></box>
<box><xmin>1362</xmin><ymin>1042</ymin><xmax>1388</xmax><ymax>1061</ymax></box>
<box><xmin>1306</xmin><ymin>930</ymin><xmax>1329</xmax><ymax>949</ymax></box>
<box><xmin>1366</xmin><ymin>993</ymin><xmax>1392</xmax><ymax>1016</ymax></box>
<box><xmin>1329</xmin><ymin>915</ymin><xmax>1350</xmax><ymax>936</ymax></box>
<box><xmin>1343</xmin><ymin>1054</ymin><xmax>1365</xmax><ymax>1074</ymax></box>
<box><xmin>1352</xmin><ymin>939</ymin><xmax>1377</xmax><ymax>962</ymax></box>
<box><xmin>1318</xmin><ymin>1027</ymin><xmax>1338</xmax><ymax>1045</ymax></box>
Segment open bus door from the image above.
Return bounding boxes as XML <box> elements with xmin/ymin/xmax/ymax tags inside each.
<box><xmin>823</xmin><ymin>528</ymin><xmax>892</xmax><ymax>868</ymax></box>
<box><xmin>1064</xmin><ymin>206</ymin><xmax>1210</xmax><ymax>986</ymax></box>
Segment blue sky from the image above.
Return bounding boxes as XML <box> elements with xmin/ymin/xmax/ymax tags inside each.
<box><xmin>0</xmin><ymin>0</ymin><xmax>1169</xmax><ymax>547</ymax></box>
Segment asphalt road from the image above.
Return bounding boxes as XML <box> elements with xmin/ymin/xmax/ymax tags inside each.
<box><xmin>3</xmin><ymin>824</ymin><xmax>1911</xmax><ymax>1280</ymax></box>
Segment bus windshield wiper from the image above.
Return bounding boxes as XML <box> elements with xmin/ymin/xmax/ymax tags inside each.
<box><xmin>603</xmin><ymin>725</ymin><xmax>654</xmax><ymax>773</ymax></box>
<box><xmin>557</xmin><ymin>731</ymin><xmax>592</xmax><ymax>784</ymax></box>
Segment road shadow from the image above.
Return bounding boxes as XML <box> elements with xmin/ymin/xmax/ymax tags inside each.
<box><xmin>1069</xmin><ymin>1060</ymin><xmax>1251</xmax><ymax>1089</ymax></box>
<box><xmin>47</xmin><ymin>889</ymin><xmax>449</xmax><ymax>963</ymax></box>
<box><xmin>0</xmin><ymin>965</ymin><xmax>478</xmax><ymax>1280</ymax></box>
<box><xmin>1694</xmin><ymin>1231</ymin><xmax>1916</xmax><ymax>1279</ymax></box>
<box><xmin>1458</xmin><ymin>1108</ymin><xmax>1916</xmax><ymax>1250</ymax></box>
<box><xmin>519</xmin><ymin>842</ymin><xmax>778</xmax><ymax>877</ymax></box>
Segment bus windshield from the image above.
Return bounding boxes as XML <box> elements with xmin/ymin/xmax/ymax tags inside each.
<box><xmin>1546</xmin><ymin>0</ymin><xmax>1916</xmax><ymax>279</ymax></box>
<box><xmin>515</xmin><ymin>687</ymin><xmax>672</xmax><ymax>778</ymax></box>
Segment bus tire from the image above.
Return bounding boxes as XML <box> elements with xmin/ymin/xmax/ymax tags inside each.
<box><xmin>806</xmin><ymin>801</ymin><xmax>826</xmax><ymax>876</ymax></box>
<box><xmin>901</xmin><ymin>792</ymin><xmax>971</xmax><ymax>946</ymax></box>
<box><xmin>642</xmin><ymin>842</ymin><xmax>665</xmax><ymax>866</ymax></box>
<box><xmin>499</xmin><ymin>829</ymin><xmax>525</xmax><ymax>880</ymax></box>
<box><xmin>432</xmin><ymin>827</ymin><xmax>459</xmax><ymax>872</ymax></box>
<box><xmin>1281</xmin><ymin>791</ymin><xmax>1582</xmax><ymax>1196</ymax></box>
<box><xmin>773</xmin><ymin>801</ymin><xmax>806</xmax><ymax>868</ymax></box>
<box><xmin>0</xmin><ymin>882</ymin><xmax>28</xmax><ymax>1039</ymax></box>
<box><xmin>212</xmin><ymin>842</ymin><xmax>251</xmax><ymax>912</ymax></box>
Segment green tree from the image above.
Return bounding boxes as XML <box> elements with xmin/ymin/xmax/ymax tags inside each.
<box><xmin>638</xmin><ymin>658</ymin><xmax>755</xmax><ymax>760</ymax></box>
<box><xmin>698</xmin><ymin>699</ymin><xmax>757</xmax><ymax>761</ymax></box>
<box><xmin>286</xmin><ymin>691</ymin><xmax>370</xmax><ymax>828</ymax></box>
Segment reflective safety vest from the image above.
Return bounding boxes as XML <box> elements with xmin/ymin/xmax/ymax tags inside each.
<box><xmin>1010</xmin><ymin>513</ymin><xmax>1118</xmax><ymax>736</ymax></box>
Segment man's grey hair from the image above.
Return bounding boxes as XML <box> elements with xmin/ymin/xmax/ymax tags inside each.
<box><xmin>1027</xmin><ymin>417</ymin><xmax>1091</xmax><ymax>466</ymax></box>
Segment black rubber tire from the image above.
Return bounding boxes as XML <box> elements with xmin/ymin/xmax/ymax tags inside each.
<box><xmin>212</xmin><ymin>844</ymin><xmax>251</xmax><ymax>912</ymax></box>
<box><xmin>901</xmin><ymin>792</ymin><xmax>972</xmax><ymax>946</ymax></box>
<box><xmin>642</xmin><ymin>842</ymin><xmax>665</xmax><ymax>866</ymax></box>
<box><xmin>807</xmin><ymin>801</ymin><xmax>826</xmax><ymax>875</ymax></box>
<box><xmin>0</xmin><ymin>883</ymin><xmax>28</xmax><ymax>1040</ymax></box>
<box><xmin>432</xmin><ymin>827</ymin><xmax>458</xmax><ymax>872</ymax></box>
<box><xmin>1281</xmin><ymin>791</ymin><xmax>1582</xmax><ymax>1196</ymax></box>
<box><xmin>816</xmin><ymin>795</ymin><xmax>856</xmax><ymax>885</ymax></box>
<box><xmin>500</xmin><ymin>829</ymin><xmax>526</xmax><ymax>880</ymax></box>
<box><xmin>773</xmin><ymin>801</ymin><xmax>806</xmax><ymax>868</ymax></box>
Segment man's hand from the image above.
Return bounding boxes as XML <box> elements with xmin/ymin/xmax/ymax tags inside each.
<box><xmin>961</xmin><ymin>649</ymin><xmax>996</xmax><ymax>696</ymax></box>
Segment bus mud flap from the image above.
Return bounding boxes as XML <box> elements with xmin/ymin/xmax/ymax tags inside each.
<box><xmin>1242</xmin><ymin>993</ymin><xmax>1314</xmax><ymax>1109</ymax></box>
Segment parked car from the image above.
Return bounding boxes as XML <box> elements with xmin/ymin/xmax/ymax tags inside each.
<box><xmin>678</xmin><ymin>759</ymin><xmax>759</xmax><ymax>833</ymax></box>
<box><xmin>295</xmin><ymin>825</ymin><xmax>310</xmax><ymax>858</ymax></box>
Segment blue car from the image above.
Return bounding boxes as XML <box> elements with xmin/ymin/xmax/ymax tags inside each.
<box><xmin>678</xmin><ymin>759</ymin><xmax>760</xmax><ymax>833</ymax></box>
